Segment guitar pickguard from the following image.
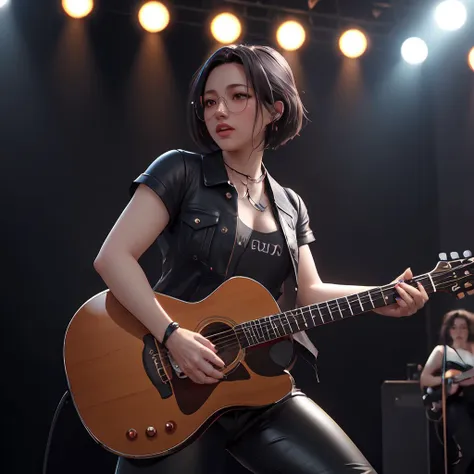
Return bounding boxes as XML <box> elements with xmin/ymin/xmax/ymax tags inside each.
<box><xmin>245</xmin><ymin>338</ymin><xmax>295</xmax><ymax>376</ymax></box>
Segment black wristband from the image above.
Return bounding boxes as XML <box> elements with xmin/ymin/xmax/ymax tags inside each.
<box><xmin>162</xmin><ymin>321</ymin><xmax>180</xmax><ymax>347</ymax></box>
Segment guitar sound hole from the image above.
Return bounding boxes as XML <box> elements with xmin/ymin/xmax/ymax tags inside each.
<box><xmin>200</xmin><ymin>322</ymin><xmax>240</xmax><ymax>367</ymax></box>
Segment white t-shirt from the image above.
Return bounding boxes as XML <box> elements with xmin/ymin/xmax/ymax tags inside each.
<box><xmin>446</xmin><ymin>345</ymin><xmax>474</xmax><ymax>368</ymax></box>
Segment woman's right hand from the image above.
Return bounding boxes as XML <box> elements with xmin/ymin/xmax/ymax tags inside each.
<box><xmin>164</xmin><ymin>328</ymin><xmax>225</xmax><ymax>384</ymax></box>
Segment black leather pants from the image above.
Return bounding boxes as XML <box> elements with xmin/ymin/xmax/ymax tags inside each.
<box><xmin>115</xmin><ymin>392</ymin><xmax>376</xmax><ymax>474</ymax></box>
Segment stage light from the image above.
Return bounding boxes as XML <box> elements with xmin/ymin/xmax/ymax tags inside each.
<box><xmin>138</xmin><ymin>1</ymin><xmax>170</xmax><ymax>33</ymax></box>
<box><xmin>210</xmin><ymin>13</ymin><xmax>242</xmax><ymax>44</ymax></box>
<box><xmin>0</xmin><ymin>0</ymin><xmax>9</xmax><ymax>8</ymax></box>
<box><xmin>62</xmin><ymin>0</ymin><xmax>93</xmax><ymax>19</ymax></box>
<box><xmin>339</xmin><ymin>29</ymin><xmax>368</xmax><ymax>59</ymax></box>
<box><xmin>401</xmin><ymin>37</ymin><xmax>428</xmax><ymax>65</ymax></box>
<box><xmin>434</xmin><ymin>0</ymin><xmax>467</xmax><ymax>31</ymax></box>
<box><xmin>469</xmin><ymin>47</ymin><xmax>474</xmax><ymax>71</ymax></box>
<box><xmin>276</xmin><ymin>21</ymin><xmax>306</xmax><ymax>51</ymax></box>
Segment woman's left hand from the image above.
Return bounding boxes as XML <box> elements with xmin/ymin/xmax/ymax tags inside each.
<box><xmin>374</xmin><ymin>267</ymin><xmax>429</xmax><ymax>318</ymax></box>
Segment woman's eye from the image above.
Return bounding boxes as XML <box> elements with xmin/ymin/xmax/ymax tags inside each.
<box><xmin>234</xmin><ymin>93</ymin><xmax>249</xmax><ymax>100</ymax></box>
<box><xmin>204</xmin><ymin>99</ymin><xmax>215</xmax><ymax>107</ymax></box>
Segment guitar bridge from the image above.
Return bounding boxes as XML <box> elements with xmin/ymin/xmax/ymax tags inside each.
<box><xmin>168</xmin><ymin>353</ymin><xmax>188</xmax><ymax>379</ymax></box>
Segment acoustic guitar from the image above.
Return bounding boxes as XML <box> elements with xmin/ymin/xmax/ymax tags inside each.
<box><xmin>63</xmin><ymin>253</ymin><xmax>474</xmax><ymax>458</ymax></box>
<box><xmin>422</xmin><ymin>365</ymin><xmax>474</xmax><ymax>407</ymax></box>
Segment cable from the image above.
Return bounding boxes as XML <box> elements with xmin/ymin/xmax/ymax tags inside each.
<box><xmin>42</xmin><ymin>390</ymin><xmax>71</xmax><ymax>474</ymax></box>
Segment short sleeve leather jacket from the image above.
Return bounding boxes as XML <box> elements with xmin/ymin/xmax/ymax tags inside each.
<box><xmin>131</xmin><ymin>149</ymin><xmax>318</xmax><ymax>357</ymax></box>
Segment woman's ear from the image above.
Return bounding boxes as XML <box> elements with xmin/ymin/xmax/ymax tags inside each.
<box><xmin>273</xmin><ymin>100</ymin><xmax>284</xmax><ymax>120</ymax></box>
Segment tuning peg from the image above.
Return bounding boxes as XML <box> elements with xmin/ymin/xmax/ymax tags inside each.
<box><xmin>450</xmin><ymin>252</ymin><xmax>460</xmax><ymax>259</ymax></box>
<box><xmin>463</xmin><ymin>250</ymin><xmax>472</xmax><ymax>258</ymax></box>
<box><xmin>439</xmin><ymin>252</ymin><xmax>448</xmax><ymax>261</ymax></box>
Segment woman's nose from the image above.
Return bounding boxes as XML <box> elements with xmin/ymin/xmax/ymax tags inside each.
<box><xmin>216</xmin><ymin>98</ymin><xmax>229</xmax><ymax>116</ymax></box>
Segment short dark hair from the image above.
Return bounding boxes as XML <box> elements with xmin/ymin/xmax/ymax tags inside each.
<box><xmin>439</xmin><ymin>309</ymin><xmax>474</xmax><ymax>345</ymax></box>
<box><xmin>187</xmin><ymin>44</ymin><xmax>307</xmax><ymax>153</ymax></box>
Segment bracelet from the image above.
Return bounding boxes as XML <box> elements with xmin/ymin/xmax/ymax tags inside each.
<box><xmin>162</xmin><ymin>321</ymin><xmax>180</xmax><ymax>347</ymax></box>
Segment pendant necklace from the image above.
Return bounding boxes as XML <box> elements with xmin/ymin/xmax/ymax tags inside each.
<box><xmin>224</xmin><ymin>161</ymin><xmax>268</xmax><ymax>212</ymax></box>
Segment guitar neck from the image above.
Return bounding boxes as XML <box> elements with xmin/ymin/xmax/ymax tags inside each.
<box><xmin>236</xmin><ymin>273</ymin><xmax>437</xmax><ymax>349</ymax></box>
<box><xmin>454</xmin><ymin>367</ymin><xmax>474</xmax><ymax>382</ymax></box>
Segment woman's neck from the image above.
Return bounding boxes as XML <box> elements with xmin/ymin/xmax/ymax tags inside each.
<box><xmin>222</xmin><ymin>148</ymin><xmax>264</xmax><ymax>180</ymax></box>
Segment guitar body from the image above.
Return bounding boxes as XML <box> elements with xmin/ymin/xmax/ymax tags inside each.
<box><xmin>422</xmin><ymin>365</ymin><xmax>473</xmax><ymax>407</ymax></box>
<box><xmin>64</xmin><ymin>277</ymin><xmax>295</xmax><ymax>459</ymax></box>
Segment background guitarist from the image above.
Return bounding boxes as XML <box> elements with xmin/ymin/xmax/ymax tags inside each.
<box><xmin>93</xmin><ymin>44</ymin><xmax>429</xmax><ymax>474</ymax></box>
<box><xmin>420</xmin><ymin>309</ymin><xmax>474</xmax><ymax>474</ymax></box>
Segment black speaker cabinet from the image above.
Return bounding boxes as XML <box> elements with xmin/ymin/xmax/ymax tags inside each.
<box><xmin>381</xmin><ymin>380</ymin><xmax>445</xmax><ymax>474</ymax></box>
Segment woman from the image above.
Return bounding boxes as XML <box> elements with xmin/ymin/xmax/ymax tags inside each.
<box><xmin>94</xmin><ymin>44</ymin><xmax>429</xmax><ymax>474</ymax></box>
<box><xmin>421</xmin><ymin>309</ymin><xmax>474</xmax><ymax>474</ymax></box>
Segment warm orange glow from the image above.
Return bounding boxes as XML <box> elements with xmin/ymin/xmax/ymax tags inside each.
<box><xmin>276</xmin><ymin>21</ymin><xmax>306</xmax><ymax>51</ymax></box>
<box><xmin>210</xmin><ymin>13</ymin><xmax>242</xmax><ymax>44</ymax></box>
<box><xmin>469</xmin><ymin>47</ymin><xmax>474</xmax><ymax>71</ymax></box>
<box><xmin>339</xmin><ymin>29</ymin><xmax>368</xmax><ymax>59</ymax></box>
<box><xmin>62</xmin><ymin>0</ymin><xmax>93</xmax><ymax>19</ymax></box>
<box><xmin>138</xmin><ymin>1</ymin><xmax>170</xmax><ymax>33</ymax></box>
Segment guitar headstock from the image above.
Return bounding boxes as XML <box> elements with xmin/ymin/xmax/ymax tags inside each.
<box><xmin>430</xmin><ymin>250</ymin><xmax>474</xmax><ymax>299</ymax></box>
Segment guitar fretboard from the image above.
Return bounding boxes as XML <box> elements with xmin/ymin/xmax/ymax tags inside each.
<box><xmin>235</xmin><ymin>274</ymin><xmax>436</xmax><ymax>349</ymax></box>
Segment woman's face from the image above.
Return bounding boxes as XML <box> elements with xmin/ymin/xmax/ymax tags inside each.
<box><xmin>449</xmin><ymin>317</ymin><xmax>469</xmax><ymax>344</ymax></box>
<box><xmin>202</xmin><ymin>62</ymin><xmax>274</xmax><ymax>153</ymax></box>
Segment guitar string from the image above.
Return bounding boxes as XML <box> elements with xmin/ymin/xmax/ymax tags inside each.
<box><xmin>155</xmin><ymin>274</ymin><xmax>469</xmax><ymax>374</ymax></box>
<box><xmin>159</xmin><ymin>271</ymin><xmax>467</xmax><ymax>353</ymax></box>
<box><xmin>202</xmin><ymin>275</ymin><xmax>430</xmax><ymax>345</ymax></box>
<box><xmin>203</xmin><ymin>265</ymin><xmax>472</xmax><ymax>347</ymax></box>
<box><xmin>198</xmin><ymin>274</ymin><xmax>438</xmax><ymax>348</ymax></box>
<box><xmin>188</xmin><ymin>272</ymin><xmax>469</xmax><ymax>352</ymax></box>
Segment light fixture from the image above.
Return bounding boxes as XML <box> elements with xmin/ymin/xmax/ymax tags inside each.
<box><xmin>276</xmin><ymin>21</ymin><xmax>306</xmax><ymax>51</ymax></box>
<box><xmin>434</xmin><ymin>0</ymin><xmax>467</xmax><ymax>31</ymax></box>
<box><xmin>210</xmin><ymin>13</ymin><xmax>242</xmax><ymax>44</ymax></box>
<box><xmin>401</xmin><ymin>37</ymin><xmax>429</xmax><ymax>65</ymax></box>
<box><xmin>62</xmin><ymin>0</ymin><xmax>94</xmax><ymax>19</ymax></box>
<box><xmin>468</xmin><ymin>47</ymin><xmax>474</xmax><ymax>71</ymax></box>
<box><xmin>339</xmin><ymin>29</ymin><xmax>368</xmax><ymax>59</ymax></box>
<box><xmin>138</xmin><ymin>1</ymin><xmax>170</xmax><ymax>33</ymax></box>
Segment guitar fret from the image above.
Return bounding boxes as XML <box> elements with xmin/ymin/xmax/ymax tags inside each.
<box><xmin>368</xmin><ymin>291</ymin><xmax>375</xmax><ymax>308</ymax></box>
<box><xmin>277</xmin><ymin>315</ymin><xmax>288</xmax><ymax>336</ymax></box>
<box><xmin>346</xmin><ymin>296</ymin><xmax>355</xmax><ymax>315</ymax></box>
<box><xmin>300</xmin><ymin>308</ymin><xmax>309</xmax><ymax>328</ymax></box>
<box><xmin>289</xmin><ymin>311</ymin><xmax>298</xmax><ymax>332</ymax></box>
<box><xmin>293</xmin><ymin>310</ymin><xmax>302</xmax><ymax>330</ymax></box>
<box><xmin>355</xmin><ymin>294</ymin><xmax>363</xmax><ymax>312</ymax></box>
<box><xmin>317</xmin><ymin>305</ymin><xmax>324</xmax><ymax>323</ymax></box>
<box><xmin>266</xmin><ymin>318</ymin><xmax>274</xmax><ymax>341</ymax></box>
<box><xmin>427</xmin><ymin>273</ymin><xmax>436</xmax><ymax>293</ymax></box>
<box><xmin>249</xmin><ymin>321</ymin><xmax>256</xmax><ymax>342</ymax></box>
<box><xmin>283</xmin><ymin>313</ymin><xmax>291</xmax><ymax>333</ymax></box>
<box><xmin>246</xmin><ymin>323</ymin><xmax>256</xmax><ymax>344</ymax></box>
<box><xmin>262</xmin><ymin>317</ymin><xmax>271</xmax><ymax>340</ymax></box>
<box><xmin>269</xmin><ymin>316</ymin><xmax>280</xmax><ymax>338</ymax></box>
<box><xmin>255</xmin><ymin>320</ymin><xmax>263</xmax><ymax>342</ymax></box>
<box><xmin>249</xmin><ymin>322</ymin><xmax>258</xmax><ymax>343</ymax></box>
<box><xmin>326</xmin><ymin>302</ymin><xmax>334</xmax><ymax>321</ymax></box>
<box><xmin>248</xmin><ymin>322</ymin><xmax>255</xmax><ymax>343</ymax></box>
<box><xmin>309</xmin><ymin>307</ymin><xmax>315</xmax><ymax>325</ymax></box>
<box><xmin>241</xmin><ymin>325</ymin><xmax>251</xmax><ymax>346</ymax></box>
<box><xmin>336</xmin><ymin>299</ymin><xmax>344</xmax><ymax>319</ymax></box>
<box><xmin>379</xmin><ymin>287</ymin><xmax>388</xmax><ymax>306</ymax></box>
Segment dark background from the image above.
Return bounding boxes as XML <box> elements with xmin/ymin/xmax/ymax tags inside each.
<box><xmin>1</xmin><ymin>0</ymin><xmax>473</xmax><ymax>473</ymax></box>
